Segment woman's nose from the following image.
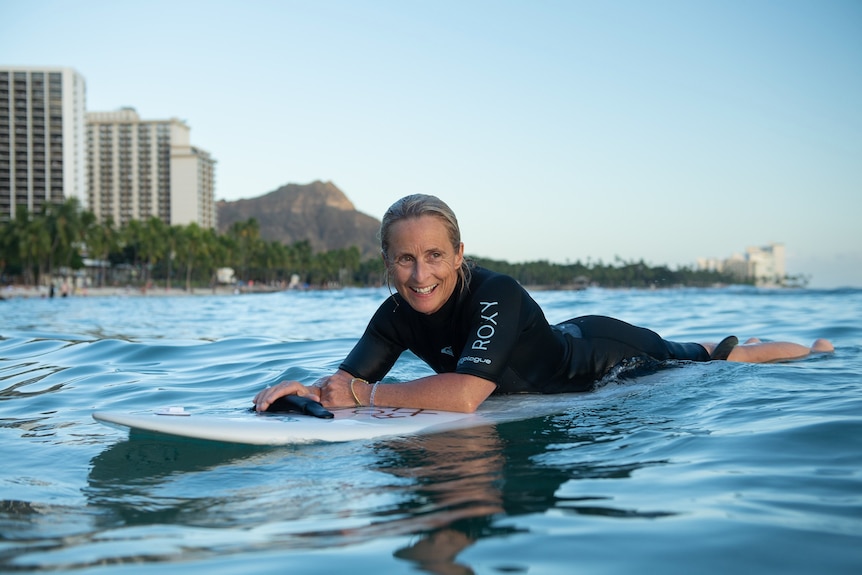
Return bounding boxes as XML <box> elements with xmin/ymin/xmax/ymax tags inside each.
<box><xmin>412</xmin><ymin>260</ymin><xmax>430</xmax><ymax>281</ymax></box>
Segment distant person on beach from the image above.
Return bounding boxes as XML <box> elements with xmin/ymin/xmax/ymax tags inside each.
<box><xmin>254</xmin><ymin>195</ymin><xmax>834</xmax><ymax>414</ymax></box>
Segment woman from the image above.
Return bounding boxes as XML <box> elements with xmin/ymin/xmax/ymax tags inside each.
<box><xmin>254</xmin><ymin>195</ymin><xmax>833</xmax><ymax>414</ymax></box>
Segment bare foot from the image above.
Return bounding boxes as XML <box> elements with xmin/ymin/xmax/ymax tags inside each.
<box><xmin>743</xmin><ymin>337</ymin><xmax>762</xmax><ymax>344</ymax></box>
<box><xmin>811</xmin><ymin>338</ymin><xmax>834</xmax><ymax>353</ymax></box>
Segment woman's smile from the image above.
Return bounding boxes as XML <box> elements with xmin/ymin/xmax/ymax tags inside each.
<box><xmin>411</xmin><ymin>284</ymin><xmax>437</xmax><ymax>295</ymax></box>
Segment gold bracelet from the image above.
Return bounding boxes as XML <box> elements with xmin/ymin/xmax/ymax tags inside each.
<box><xmin>349</xmin><ymin>377</ymin><xmax>367</xmax><ymax>407</ymax></box>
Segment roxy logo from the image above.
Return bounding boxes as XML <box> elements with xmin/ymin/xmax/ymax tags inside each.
<box><xmin>471</xmin><ymin>300</ymin><xmax>499</xmax><ymax>351</ymax></box>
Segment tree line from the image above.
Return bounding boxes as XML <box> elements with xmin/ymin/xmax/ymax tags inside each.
<box><xmin>469</xmin><ymin>256</ymin><xmax>747</xmax><ymax>289</ymax></box>
<box><xmin>0</xmin><ymin>198</ymin><xmax>384</xmax><ymax>291</ymax></box>
<box><xmin>1</xmin><ymin>198</ymin><xmax>745</xmax><ymax>291</ymax></box>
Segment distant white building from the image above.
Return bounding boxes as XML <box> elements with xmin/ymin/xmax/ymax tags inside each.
<box><xmin>87</xmin><ymin>107</ymin><xmax>216</xmax><ymax>229</ymax></box>
<box><xmin>746</xmin><ymin>243</ymin><xmax>786</xmax><ymax>287</ymax></box>
<box><xmin>697</xmin><ymin>242</ymin><xmax>787</xmax><ymax>287</ymax></box>
<box><xmin>0</xmin><ymin>67</ymin><xmax>88</xmax><ymax>219</ymax></box>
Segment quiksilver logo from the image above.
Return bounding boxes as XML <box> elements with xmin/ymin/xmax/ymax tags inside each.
<box><xmin>441</xmin><ymin>346</ymin><xmax>454</xmax><ymax>357</ymax></box>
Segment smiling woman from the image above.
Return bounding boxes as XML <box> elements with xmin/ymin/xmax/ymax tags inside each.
<box><xmin>252</xmin><ymin>194</ymin><xmax>833</xmax><ymax>415</ymax></box>
<box><xmin>383</xmin><ymin>203</ymin><xmax>466</xmax><ymax>315</ymax></box>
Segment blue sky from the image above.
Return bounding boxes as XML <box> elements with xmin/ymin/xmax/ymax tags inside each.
<box><xmin>3</xmin><ymin>0</ymin><xmax>860</xmax><ymax>287</ymax></box>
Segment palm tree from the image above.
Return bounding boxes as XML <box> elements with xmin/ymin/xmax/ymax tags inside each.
<box><xmin>0</xmin><ymin>220</ymin><xmax>10</xmax><ymax>281</ymax></box>
<box><xmin>176</xmin><ymin>222</ymin><xmax>202</xmax><ymax>292</ymax></box>
<box><xmin>227</xmin><ymin>218</ymin><xmax>260</xmax><ymax>283</ymax></box>
<box><xmin>205</xmin><ymin>229</ymin><xmax>230</xmax><ymax>292</ymax></box>
<box><xmin>43</xmin><ymin>198</ymin><xmax>83</xmax><ymax>285</ymax></box>
<box><xmin>15</xmin><ymin>207</ymin><xmax>50</xmax><ymax>286</ymax></box>
<box><xmin>164</xmin><ymin>224</ymin><xmax>185</xmax><ymax>291</ymax></box>
<box><xmin>121</xmin><ymin>219</ymin><xmax>145</xmax><ymax>286</ymax></box>
<box><xmin>290</xmin><ymin>240</ymin><xmax>314</xmax><ymax>285</ymax></box>
<box><xmin>139</xmin><ymin>217</ymin><xmax>167</xmax><ymax>290</ymax></box>
<box><xmin>83</xmin><ymin>214</ymin><xmax>118</xmax><ymax>288</ymax></box>
<box><xmin>122</xmin><ymin>217</ymin><xmax>167</xmax><ymax>290</ymax></box>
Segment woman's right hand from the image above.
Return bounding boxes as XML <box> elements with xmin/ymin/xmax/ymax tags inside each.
<box><xmin>253</xmin><ymin>381</ymin><xmax>321</xmax><ymax>412</ymax></box>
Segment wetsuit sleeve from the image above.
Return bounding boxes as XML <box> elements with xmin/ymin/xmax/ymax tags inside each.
<box><xmin>339</xmin><ymin>299</ymin><xmax>406</xmax><ymax>382</ymax></box>
<box><xmin>454</xmin><ymin>274</ymin><xmax>526</xmax><ymax>383</ymax></box>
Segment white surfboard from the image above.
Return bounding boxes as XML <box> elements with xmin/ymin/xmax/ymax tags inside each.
<box><xmin>92</xmin><ymin>394</ymin><xmax>573</xmax><ymax>446</ymax></box>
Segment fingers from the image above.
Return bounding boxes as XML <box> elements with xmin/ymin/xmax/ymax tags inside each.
<box><xmin>253</xmin><ymin>381</ymin><xmax>321</xmax><ymax>412</ymax></box>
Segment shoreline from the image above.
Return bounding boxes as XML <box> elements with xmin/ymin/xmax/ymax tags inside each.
<box><xmin>1</xmin><ymin>284</ymin><xmax>286</xmax><ymax>299</ymax></box>
<box><xmin>3</xmin><ymin>282</ymin><xmax>833</xmax><ymax>301</ymax></box>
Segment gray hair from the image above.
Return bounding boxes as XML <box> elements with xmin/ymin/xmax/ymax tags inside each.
<box><xmin>379</xmin><ymin>194</ymin><xmax>472</xmax><ymax>291</ymax></box>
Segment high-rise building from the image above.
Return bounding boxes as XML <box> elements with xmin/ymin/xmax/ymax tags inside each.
<box><xmin>86</xmin><ymin>107</ymin><xmax>216</xmax><ymax>229</ymax></box>
<box><xmin>0</xmin><ymin>66</ymin><xmax>87</xmax><ymax>220</ymax></box>
<box><xmin>697</xmin><ymin>242</ymin><xmax>787</xmax><ymax>287</ymax></box>
<box><xmin>746</xmin><ymin>243</ymin><xmax>785</xmax><ymax>287</ymax></box>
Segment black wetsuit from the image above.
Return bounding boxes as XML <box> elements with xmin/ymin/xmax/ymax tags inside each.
<box><xmin>340</xmin><ymin>266</ymin><xmax>710</xmax><ymax>393</ymax></box>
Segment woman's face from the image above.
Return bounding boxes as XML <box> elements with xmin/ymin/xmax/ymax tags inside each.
<box><xmin>386</xmin><ymin>215</ymin><xmax>464</xmax><ymax>315</ymax></box>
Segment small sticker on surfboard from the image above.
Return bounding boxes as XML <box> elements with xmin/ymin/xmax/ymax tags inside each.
<box><xmin>154</xmin><ymin>406</ymin><xmax>191</xmax><ymax>416</ymax></box>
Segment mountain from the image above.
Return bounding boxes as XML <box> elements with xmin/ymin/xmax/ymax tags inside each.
<box><xmin>216</xmin><ymin>181</ymin><xmax>382</xmax><ymax>259</ymax></box>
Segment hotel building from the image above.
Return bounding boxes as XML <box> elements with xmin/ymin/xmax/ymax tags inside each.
<box><xmin>0</xmin><ymin>66</ymin><xmax>87</xmax><ymax>220</ymax></box>
<box><xmin>697</xmin><ymin>242</ymin><xmax>787</xmax><ymax>287</ymax></box>
<box><xmin>1</xmin><ymin>67</ymin><xmax>216</xmax><ymax>229</ymax></box>
<box><xmin>87</xmin><ymin>107</ymin><xmax>216</xmax><ymax>229</ymax></box>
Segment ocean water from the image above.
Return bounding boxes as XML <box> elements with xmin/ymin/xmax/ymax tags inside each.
<box><xmin>1</xmin><ymin>286</ymin><xmax>860</xmax><ymax>574</ymax></box>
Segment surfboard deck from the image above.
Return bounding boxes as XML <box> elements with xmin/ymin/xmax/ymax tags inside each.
<box><xmin>92</xmin><ymin>394</ymin><xmax>573</xmax><ymax>446</ymax></box>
